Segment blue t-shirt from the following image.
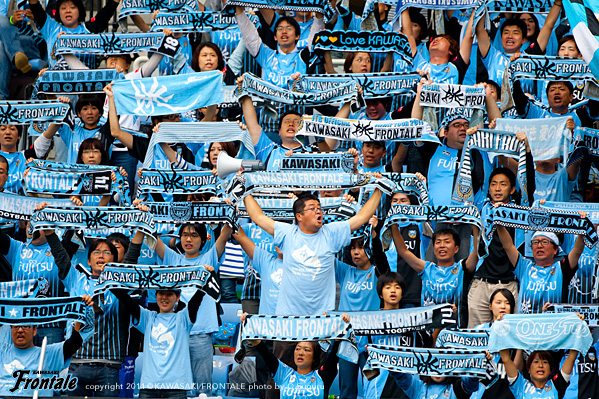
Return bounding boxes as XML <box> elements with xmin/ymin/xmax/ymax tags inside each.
<box><xmin>0</xmin><ymin>342</ymin><xmax>69</xmax><ymax>397</ymax></box>
<box><xmin>274</xmin><ymin>359</ymin><xmax>324</xmax><ymax>399</ymax></box>
<box><xmin>391</xmin><ymin>373</ymin><xmax>462</xmax><ymax>399</ymax></box>
<box><xmin>420</xmin><ymin>260</ymin><xmax>466</xmax><ymax>309</ymax></box>
<box><xmin>509</xmin><ymin>372</ymin><xmax>565</xmax><ymax>399</ymax></box>
<box><xmin>335</xmin><ymin>262</ymin><xmax>380</xmax><ymax>312</ymax></box>
<box><xmin>252</xmin><ymin>246</ymin><xmax>282</xmax><ymax>315</ymax></box>
<box><xmin>514</xmin><ymin>256</ymin><xmax>574</xmax><ymax>314</ymax></box>
<box><xmin>254</xmin><ymin>131</ymin><xmax>308</xmax><ymax>171</ymax></box>
<box><xmin>414</xmin><ymin>52</ymin><xmax>460</xmax><ymax>84</ymax></box>
<box><xmin>0</xmin><ymin>151</ymin><xmax>27</xmax><ymax>194</ymax></box>
<box><xmin>40</xmin><ymin>18</ymin><xmax>93</xmax><ymax>69</ymax></box>
<box><xmin>133</xmin><ymin>307</ymin><xmax>193</xmax><ymax>390</ymax></box>
<box><xmin>211</xmin><ymin>28</ymin><xmax>242</xmax><ymax>61</ymax></box>
<box><xmin>567</xmin><ymin>245</ymin><xmax>597</xmax><ymax>304</ymax></box>
<box><xmin>428</xmin><ymin>145</ymin><xmax>459</xmax><ymax>206</ymax></box>
<box><xmin>160</xmin><ymin>245</ymin><xmax>220</xmax><ymax>334</ymax></box>
<box><xmin>61</xmin><ymin>124</ymin><xmax>102</xmax><ymax>164</ymax></box>
<box><xmin>274</xmin><ymin>221</ymin><xmax>351</xmax><ymax>315</ymax></box>
<box><xmin>534</xmin><ymin>164</ymin><xmax>575</xmax><ymax>202</ymax></box>
<box><xmin>255</xmin><ymin>44</ymin><xmax>306</xmax><ymax>88</ymax></box>
<box><xmin>6</xmin><ymin>239</ymin><xmax>61</xmax><ymax>299</ymax></box>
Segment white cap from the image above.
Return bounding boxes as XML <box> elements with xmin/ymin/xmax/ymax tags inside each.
<box><xmin>532</xmin><ymin>231</ymin><xmax>559</xmax><ymax>246</ymax></box>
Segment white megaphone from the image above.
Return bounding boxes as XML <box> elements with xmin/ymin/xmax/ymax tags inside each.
<box><xmin>216</xmin><ymin>151</ymin><xmax>265</xmax><ymax>179</ymax></box>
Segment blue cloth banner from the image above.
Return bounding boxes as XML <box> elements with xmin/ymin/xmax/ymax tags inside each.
<box><xmin>0</xmin><ymin>279</ymin><xmax>44</xmax><ymax>299</ymax></box>
<box><xmin>436</xmin><ymin>329</ymin><xmax>489</xmax><ymax>349</ymax></box>
<box><xmin>333</xmin><ymin>304</ymin><xmax>457</xmax><ymax>336</ymax></box>
<box><xmin>143</xmin><ymin>121</ymin><xmax>255</xmax><ymax>169</ymax></box>
<box><xmin>0</xmin><ymin>100</ymin><xmax>74</xmax><ymax>129</ymax></box>
<box><xmin>488</xmin><ymin>313</ymin><xmax>593</xmax><ymax>355</ymax></box>
<box><xmin>112</xmin><ymin>71</ymin><xmax>224</xmax><ymax>116</ymax></box>
<box><xmin>0</xmin><ymin>191</ymin><xmax>72</xmax><ymax>221</ymax></box>
<box><xmin>291</xmin><ymin>72</ymin><xmax>419</xmax><ymax>99</ymax></box>
<box><xmin>95</xmin><ymin>263</ymin><xmax>220</xmax><ymax>300</ymax></box>
<box><xmin>119</xmin><ymin>0</ymin><xmax>196</xmax><ymax>19</ymax></box>
<box><xmin>36</xmin><ymin>69</ymin><xmax>123</xmax><ymax>94</ymax></box>
<box><xmin>495</xmin><ymin>116</ymin><xmax>571</xmax><ymax>161</ymax></box>
<box><xmin>53</xmin><ymin>33</ymin><xmax>180</xmax><ymax>58</ymax></box>
<box><xmin>364</xmin><ymin>345</ymin><xmax>494</xmax><ymax>378</ymax></box>
<box><xmin>237</xmin><ymin>314</ymin><xmax>358</xmax><ymax>363</ymax></box>
<box><xmin>507</xmin><ymin>55</ymin><xmax>596</xmax><ymax>81</ymax></box>
<box><xmin>224</xmin><ymin>0</ymin><xmax>334</xmax><ymax>21</ymax></box>
<box><xmin>312</xmin><ymin>30</ymin><xmax>413</xmax><ymax>65</ymax></box>
<box><xmin>419</xmin><ymin>83</ymin><xmax>486</xmax><ymax>109</ymax></box>
<box><xmin>297</xmin><ymin>115</ymin><xmax>439</xmax><ymax>144</ymax></box>
<box><xmin>226</xmin><ymin>171</ymin><xmax>396</xmax><ymax>203</ymax></box>
<box><xmin>236</xmin><ymin>73</ymin><xmax>364</xmax><ymax>111</ymax></box>
<box><xmin>0</xmin><ymin>296</ymin><xmax>94</xmax><ymax>327</ymax></box>
<box><xmin>491</xmin><ymin>203</ymin><xmax>598</xmax><ymax>248</ymax></box>
<box><xmin>138</xmin><ymin>169</ymin><xmax>217</xmax><ymax>197</ymax></box>
<box><xmin>29</xmin><ymin>206</ymin><xmax>157</xmax><ymax>250</ymax></box>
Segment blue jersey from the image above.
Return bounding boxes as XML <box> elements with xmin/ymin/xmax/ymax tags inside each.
<box><xmin>0</xmin><ymin>151</ymin><xmax>27</xmax><ymax>194</ymax></box>
<box><xmin>254</xmin><ymin>131</ymin><xmax>308</xmax><ymax>171</ymax></box>
<box><xmin>61</xmin><ymin>124</ymin><xmax>102</xmax><ymax>164</ymax></box>
<box><xmin>273</xmin><ymin>221</ymin><xmax>351</xmax><ymax>315</ymax></box>
<box><xmin>0</xmin><ymin>342</ymin><xmax>69</xmax><ymax>397</ymax></box>
<box><xmin>414</xmin><ymin>52</ymin><xmax>460</xmax><ymax>84</ymax></box>
<box><xmin>561</xmin><ymin>341</ymin><xmax>599</xmax><ymax>399</ymax></box>
<box><xmin>567</xmin><ymin>246</ymin><xmax>597</xmax><ymax>304</ymax></box>
<box><xmin>520</xmin><ymin>101</ymin><xmax>582</xmax><ymax>127</ymax></box>
<box><xmin>391</xmin><ymin>373</ymin><xmax>470</xmax><ymax>399</ymax></box>
<box><xmin>420</xmin><ymin>260</ymin><xmax>466</xmax><ymax>310</ymax></box>
<box><xmin>514</xmin><ymin>257</ymin><xmax>575</xmax><ymax>315</ymax></box>
<box><xmin>6</xmin><ymin>239</ymin><xmax>61</xmax><ymax>299</ymax></box>
<box><xmin>134</xmin><ymin>307</ymin><xmax>194</xmax><ymax>390</ymax></box>
<box><xmin>336</xmin><ymin>262</ymin><xmax>380</xmax><ymax>312</ymax></box>
<box><xmin>160</xmin><ymin>245</ymin><xmax>220</xmax><ymax>334</ymax></box>
<box><xmin>534</xmin><ymin>164</ymin><xmax>575</xmax><ymax>202</ymax></box>
<box><xmin>211</xmin><ymin>28</ymin><xmax>242</xmax><ymax>61</ymax></box>
<box><xmin>274</xmin><ymin>360</ymin><xmax>324</xmax><ymax>399</ymax></box>
<box><xmin>39</xmin><ymin>18</ymin><xmax>94</xmax><ymax>69</ymax></box>
<box><xmin>255</xmin><ymin>44</ymin><xmax>306</xmax><ymax>88</ymax></box>
<box><xmin>427</xmin><ymin>145</ymin><xmax>459</xmax><ymax>206</ymax></box>
<box><xmin>252</xmin><ymin>246</ymin><xmax>282</xmax><ymax>314</ymax></box>
<box><xmin>509</xmin><ymin>372</ymin><xmax>568</xmax><ymax>399</ymax></box>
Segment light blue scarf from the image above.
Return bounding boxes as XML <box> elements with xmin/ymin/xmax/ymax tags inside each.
<box><xmin>0</xmin><ymin>192</ymin><xmax>72</xmax><ymax>221</ymax></box>
<box><xmin>420</xmin><ymin>83</ymin><xmax>486</xmax><ymax>109</ymax></box>
<box><xmin>488</xmin><ymin>313</ymin><xmax>593</xmax><ymax>355</ymax></box>
<box><xmin>138</xmin><ymin>169</ymin><xmax>217</xmax><ymax>198</ymax></box>
<box><xmin>53</xmin><ymin>32</ymin><xmax>179</xmax><ymax>58</ymax></box>
<box><xmin>0</xmin><ymin>296</ymin><xmax>94</xmax><ymax>327</ymax></box>
<box><xmin>297</xmin><ymin>115</ymin><xmax>439</xmax><ymax>144</ymax></box>
<box><xmin>0</xmin><ymin>100</ymin><xmax>74</xmax><ymax>129</ymax></box>
<box><xmin>112</xmin><ymin>71</ymin><xmax>224</xmax><ymax>116</ymax></box>
<box><xmin>36</xmin><ymin>69</ymin><xmax>123</xmax><ymax>95</ymax></box>
<box><xmin>436</xmin><ymin>329</ymin><xmax>489</xmax><ymax>350</ymax></box>
<box><xmin>546</xmin><ymin>304</ymin><xmax>599</xmax><ymax>328</ymax></box>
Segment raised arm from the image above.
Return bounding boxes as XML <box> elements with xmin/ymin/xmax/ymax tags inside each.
<box><xmin>475</xmin><ymin>12</ymin><xmax>491</xmax><ymax>58</ymax></box>
<box><xmin>536</xmin><ymin>0</ymin><xmax>562</xmax><ymax>52</ymax></box>
<box><xmin>232</xmin><ymin>226</ymin><xmax>257</xmax><ymax>259</ymax></box>
<box><xmin>238</xmin><ymin>76</ymin><xmax>262</xmax><ymax>146</ymax></box>
<box><xmin>243</xmin><ymin>194</ymin><xmax>275</xmax><ymax>236</ymax></box>
<box><xmin>103</xmin><ymin>84</ymin><xmax>134</xmax><ymax>150</ymax></box>
<box><xmin>567</xmin><ymin>233</ymin><xmax>586</xmax><ymax>269</ymax></box>
<box><xmin>464</xmin><ymin>225</ymin><xmax>480</xmax><ymax>273</ymax></box>
<box><xmin>496</xmin><ymin>224</ymin><xmax>519</xmax><ymax>267</ymax></box>
<box><xmin>459</xmin><ymin>11</ymin><xmax>475</xmax><ymax>66</ymax></box>
<box><xmin>499</xmin><ymin>348</ymin><xmax>519</xmax><ymax>379</ymax></box>
<box><xmin>561</xmin><ymin>349</ymin><xmax>579</xmax><ymax>376</ymax></box>
<box><xmin>348</xmin><ymin>188</ymin><xmax>382</xmax><ymax>232</ymax></box>
<box><xmin>391</xmin><ymin>224</ymin><xmax>426</xmax><ymax>273</ymax></box>
<box><xmin>401</xmin><ymin>9</ymin><xmax>417</xmax><ymax>56</ymax></box>
<box><xmin>235</xmin><ymin>7</ymin><xmax>262</xmax><ymax>57</ymax></box>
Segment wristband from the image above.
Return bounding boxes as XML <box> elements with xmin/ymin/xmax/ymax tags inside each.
<box><xmin>9</xmin><ymin>15</ymin><xmax>14</xmax><ymax>25</ymax></box>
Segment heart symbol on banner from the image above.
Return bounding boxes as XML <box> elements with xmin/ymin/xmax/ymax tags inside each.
<box><xmin>320</xmin><ymin>36</ymin><xmax>329</xmax><ymax>42</ymax></box>
<box><xmin>329</xmin><ymin>37</ymin><xmax>338</xmax><ymax>43</ymax></box>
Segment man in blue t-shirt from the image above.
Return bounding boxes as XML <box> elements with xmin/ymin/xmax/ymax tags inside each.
<box><xmin>392</xmin><ymin>227</ymin><xmax>480</xmax><ymax>326</ymax></box>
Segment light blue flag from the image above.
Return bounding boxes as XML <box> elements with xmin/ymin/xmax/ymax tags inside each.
<box><xmin>112</xmin><ymin>71</ymin><xmax>224</xmax><ymax>116</ymax></box>
<box><xmin>495</xmin><ymin>116</ymin><xmax>570</xmax><ymax>161</ymax></box>
<box><xmin>488</xmin><ymin>313</ymin><xmax>593</xmax><ymax>355</ymax></box>
<box><xmin>563</xmin><ymin>0</ymin><xmax>599</xmax><ymax>81</ymax></box>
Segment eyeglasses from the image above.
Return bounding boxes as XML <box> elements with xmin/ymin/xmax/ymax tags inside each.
<box><xmin>91</xmin><ymin>250</ymin><xmax>112</xmax><ymax>256</ymax></box>
<box><xmin>301</xmin><ymin>206</ymin><xmax>322</xmax><ymax>213</ymax></box>
<box><xmin>531</xmin><ymin>239</ymin><xmax>552</xmax><ymax>246</ymax></box>
<box><xmin>282</xmin><ymin>119</ymin><xmax>301</xmax><ymax>126</ymax></box>
<box><xmin>449</xmin><ymin>122</ymin><xmax>470</xmax><ymax>129</ymax></box>
<box><xmin>82</xmin><ymin>149</ymin><xmax>101</xmax><ymax>155</ymax></box>
<box><xmin>11</xmin><ymin>326</ymin><xmax>32</xmax><ymax>330</ymax></box>
<box><xmin>276</xmin><ymin>26</ymin><xmax>295</xmax><ymax>32</ymax></box>
<box><xmin>182</xmin><ymin>233</ymin><xmax>200</xmax><ymax>239</ymax></box>
<box><xmin>165</xmin><ymin>114</ymin><xmax>181</xmax><ymax>120</ymax></box>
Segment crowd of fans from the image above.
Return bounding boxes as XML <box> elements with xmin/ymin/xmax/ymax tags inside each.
<box><xmin>1</xmin><ymin>0</ymin><xmax>599</xmax><ymax>398</ymax></box>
